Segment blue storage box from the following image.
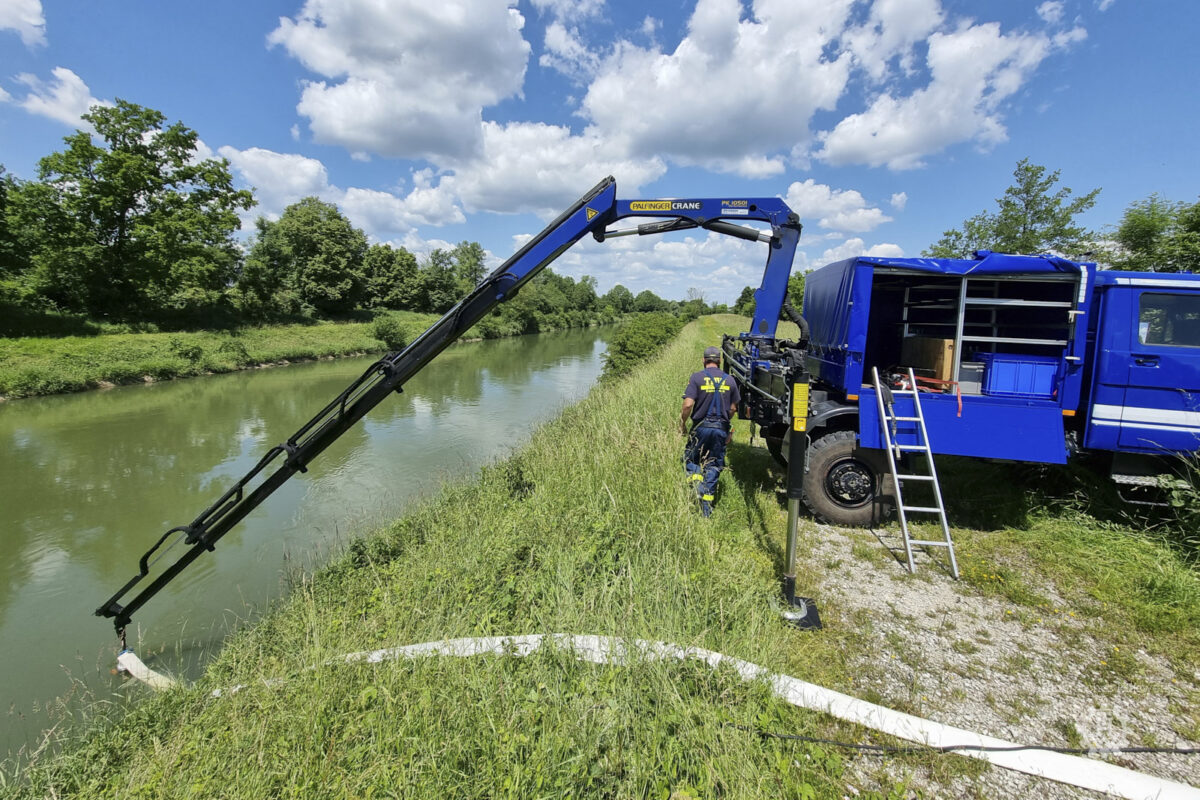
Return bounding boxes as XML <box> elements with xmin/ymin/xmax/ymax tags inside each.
<box><xmin>976</xmin><ymin>353</ymin><xmax>1059</xmax><ymax>399</ymax></box>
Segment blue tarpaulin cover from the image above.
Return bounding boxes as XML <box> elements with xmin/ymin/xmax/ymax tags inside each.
<box><xmin>802</xmin><ymin>251</ymin><xmax>1092</xmax><ymax>391</ymax></box>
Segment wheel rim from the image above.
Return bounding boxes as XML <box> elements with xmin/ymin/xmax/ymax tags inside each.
<box><xmin>825</xmin><ymin>458</ymin><xmax>874</xmax><ymax>508</ymax></box>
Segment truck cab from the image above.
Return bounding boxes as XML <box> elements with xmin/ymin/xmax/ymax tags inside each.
<box><xmin>1084</xmin><ymin>272</ymin><xmax>1200</xmax><ymax>478</ymax></box>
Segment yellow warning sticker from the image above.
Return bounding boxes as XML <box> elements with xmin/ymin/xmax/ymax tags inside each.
<box><xmin>585</xmin><ymin>207</ymin><xmax>597</xmax><ymax>220</ymax></box>
<box><xmin>792</xmin><ymin>382</ymin><xmax>810</xmax><ymax>432</ymax></box>
<box><xmin>630</xmin><ymin>200</ymin><xmax>671</xmax><ymax>211</ymax></box>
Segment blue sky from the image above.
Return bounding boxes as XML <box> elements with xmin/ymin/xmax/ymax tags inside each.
<box><xmin>1</xmin><ymin>0</ymin><xmax>1197</xmax><ymax>303</ymax></box>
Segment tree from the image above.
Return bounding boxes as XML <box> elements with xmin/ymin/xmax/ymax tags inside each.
<box><xmin>363</xmin><ymin>243</ymin><xmax>421</xmax><ymax>309</ymax></box>
<box><xmin>925</xmin><ymin>159</ymin><xmax>1099</xmax><ymax>259</ymax></box>
<box><xmin>733</xmin><ymin>285</ymin><xmax>755</xmax><ymax>315</ymax></box>
<box><xmin>420</xmin><ymin>248</ymin><xmax>459</xmax><ymax>313</ymax></box>
<box><xmin>0</xmin><ymin>166</ymin><xmax>21</xmax><ymax>278</ymax></box>
<box><xmin>1107</xmin><ymin>195</ymin><xmax>1200</xmax><ymax>273</ymax></box>
<box><xmin>678</xmin><ymin>287</ymin><xmax>707</xmax><ymax>321</ymax></box>
<box><xmin>602</xmin><ymin>283</ymin><xmax>634</xmax><ymax>313</ymax></box>
<box><xmin>1165</xmin><ymin>201</ymin><xmax>1200</xmax><ymax>272</ymax></box>
<box><xmin>11</xmin><ymin>100</ymin><xmax>253</xmax><ymax>317</ymax></box>
<box><xmin>568</xmin><ymin>274</ymin><xmax>598</xmax><ymax>311</ymax></box>
<box><xmin>242</xmin><ymin>197</ymin><xmax>367</xmax><ymax>317</ymax></box>
<box><xmin>633</xmin><ymin>288</ymin><xmax>668</xmax><ymax>312</ymax></box>
<box><xmin>786</xmin><ymin>272</ymin><xmax>805</xmax><ymax>311</ymax></box>
<box><xmin>449</xmin><ymin>240</ymin><xmax>487</xmax><ymax>293</ymax></box>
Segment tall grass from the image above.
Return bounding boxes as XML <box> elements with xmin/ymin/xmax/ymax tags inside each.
<box><xmin>5</xmin><ymin>316</ymin><xmax>884</xmax><ymax>798</ymax></box>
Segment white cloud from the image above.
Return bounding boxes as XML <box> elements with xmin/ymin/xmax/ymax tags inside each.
<box><xmin>817</xmin><ymin>22</ymin><xmax>1056</xmax><ymax>169</ymax></box>
<box><xmin>383</xmin><ymin>230</ymin><xmax>458</xmax><ymax>261</ymax></box>
<box><xmin>577</xmin><ymin>0</ymin><xmax>855</xmax><ymax>177</ymax></box>
<box><xmin>217</xmin><ymin>146</ymin><xmax>464</xmax><ymax>238</ymax></box>
<box><xmin>866</xmin><ymin>243</ymin><xmax>904</xmax><ymax>258</ymax></box>
<box><xmin>842</xmin><ymin>0</ymin><xmax>944</xmax><ymax>81</ymax></box>
<box><xmin>0</xmin><ymin>0</ymin><xmax>45</xmax><ymax>47</ymax></box>
<box><xmin>529</xmin><ymin>0</ymin><xmax>604</xmax><ymax>21</ymax></box>
<box><xmin>540</xmin><ymin>22</ymin><xmax>600</xmax><ymax>82</ymax></box>
<box><xmin>434</xmin><ymin>120</ymin><xmax>666</xmax><ymax>216</ymax></box>
<box><xmin>13</xmin><ymin>67</ymin><xmax>107</xmax><ymax>128</ymax></box>
<box><xmin>890</xmin><ymin>191</ymin><xmax>908</xmax><ymax>211</ymax></box>
<box><xmin>1097</xmin><ymin>0</ymin><xmax>1116</xmax><ymax>10</ymax></box>
<box><xmin>814</xmin><ymin>238</ymin><xmax>902</xmax><ymax>263</ymax></box>
<box><xmin>1053</xmin><ymin>26</ymin><xmax>1087</xmax><ymax>47</ymax></box>
<box><xmin>0</xmin><ymin>86</ymin><xmax>10</xmax><ymax>103</ymax></box>
<box><xmin>567</xmin><ymin>0</ymin><xmax>1085</xmax><ymax>177</ymax></box>
<box><xmin>218</xmin><ymin>147</ymin><xmax>331</xmax><ymax>214</ymax></box>
<box><xmin>1037</xmin><ymin>1</ymin><xmax>1064</xmax><ymax>24</ymax></box>
<box><xmin>546</xmin><ymin>228</ymin><xmax>777</xmax><ymax>303</ymax></box>
<box><xmin>191</xmin><ymin>138</ymin><xmax>215</xmax><ymax>162</ymax></box>
<box><xmin>783</xmin><ymin>179</ymin><xmax>892</xmax><ymax>233</ymax></box>
<box><xmin>270</xmin><ymin>0</ymin><xmax>530</xmax><ymax>160</ymax></box>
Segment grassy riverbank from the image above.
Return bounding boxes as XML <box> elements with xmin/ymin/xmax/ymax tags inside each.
<box><xmin>0</xmin><ymin>310</ymin><xmax>615</xmax><ymax>400</ymax></box>
<box><xmin>5</xmin><ymin>315</ymin><xmax>1198</xmax><ymax>798</ymax></box>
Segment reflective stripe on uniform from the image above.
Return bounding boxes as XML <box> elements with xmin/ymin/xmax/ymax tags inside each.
<box><xmin>701</xmin><ymin>494</ymin><xmax>714</xmax><ymax>501</ymax></box>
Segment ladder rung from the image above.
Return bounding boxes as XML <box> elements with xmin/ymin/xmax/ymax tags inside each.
<box><xmin>894</xmin><ymin>445</ymin><xmax>929</xmax><ymax>451</ymax></box>
<box><xmin>901</xmin><ymin>506</ymin><xmax>942</xmax><ymax>513</ymax></box>
<box><xmin>909</xmin><ymin>540</ymin><xmax>953</xmax><ymax>547</ymax></box>
<box><xmin>894</xmin><ymin>474</ymin><xmax>935</xmax><ymax>481</ymax></box>
<box><xmin>890</xmin><ymin>416</ymin><xmax>921</xmax><ymax>422</ymax></box>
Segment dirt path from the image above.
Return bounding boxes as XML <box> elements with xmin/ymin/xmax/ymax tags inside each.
<box><xmin>799</xmin><ymin>521</ymin><xmax>1200</xmax><ymax>799</ymax></box>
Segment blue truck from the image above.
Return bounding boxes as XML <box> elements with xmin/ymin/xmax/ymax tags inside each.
<box><xmin>733</xmin><ymin>251</ymin><xmax>1200</xmax><ymax>527</ymax></box>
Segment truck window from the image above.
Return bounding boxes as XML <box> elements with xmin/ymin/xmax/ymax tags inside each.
<box><xmin>1138</xmin><ymin>293</ymin><xmax>1200</xmax><ymax>347</ymax></box>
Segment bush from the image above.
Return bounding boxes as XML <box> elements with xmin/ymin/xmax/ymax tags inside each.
<box><xmin>215</xmin><ymin>337</ymin><xmax>252</xmax><ymax>367</ymax></box>
<box><xmin>372</xmin><ymin>315</ymin><xmax>408</xmax><ymax>351</ymax></box>
<box><xmin>167</xmin><ymin>336</ymin><xmax>204</xmax><ymax>362</ymax></box>
<box><xmin>601</xmin><ymin>312</ymin><xmax>683</xmax><ymax>377</ymax></box>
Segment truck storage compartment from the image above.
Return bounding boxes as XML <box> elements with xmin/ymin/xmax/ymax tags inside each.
<box><xmin>863</xmin><ymin>268</ymin><xmax>1078</xmax><ymax>397</ymax></box>
<box><xmin>976</xmin><ymin>352</ymin><xmax>1059</xmax><ymax>399</ymax></box>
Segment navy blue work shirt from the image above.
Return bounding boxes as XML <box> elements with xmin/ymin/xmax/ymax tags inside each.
<box><xmin>683</xmin><ymin>367</ymin><xmax>741</xmax><ymax>428</ymax></box>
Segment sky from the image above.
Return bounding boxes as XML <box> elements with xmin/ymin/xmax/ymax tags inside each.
<box><xmin>1</xmin><ymin>0</ymin><xmax>1198</xmax><ymax>304</ymax></box>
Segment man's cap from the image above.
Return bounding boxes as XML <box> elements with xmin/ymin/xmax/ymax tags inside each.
<box><xmin>703</xmin><ymin>346</ymin><xmax>721</xmax><ymax>361</ymax></box>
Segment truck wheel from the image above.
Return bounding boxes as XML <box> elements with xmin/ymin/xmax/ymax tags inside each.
<box><xmin>802</xmin><ymin>430</ymin><xmax>881</xmax><ymax>527</ymax></box>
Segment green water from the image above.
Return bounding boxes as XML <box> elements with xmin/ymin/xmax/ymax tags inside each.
<box><xmin>0</xmin><ymin>327</ymin><xmax>610</xmax><ymax>757</ymax></box>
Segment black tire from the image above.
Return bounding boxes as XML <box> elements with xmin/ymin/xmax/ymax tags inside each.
<box><xmin>802</xmin><ymin>430</ymin><xmax>882</xmax><ymax>526</ymax></box>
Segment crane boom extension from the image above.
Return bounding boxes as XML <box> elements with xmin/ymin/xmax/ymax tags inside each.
<box><xmin>97</xmin><ymin>176</ymin><xmax>802</xmax><ymax>633</ymax></box>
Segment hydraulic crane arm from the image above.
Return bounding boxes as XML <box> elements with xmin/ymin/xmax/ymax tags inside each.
<box><xmin>97</xmin><ymin>177</ymin><xmax>802</xmax><ymax>633</ymax></box>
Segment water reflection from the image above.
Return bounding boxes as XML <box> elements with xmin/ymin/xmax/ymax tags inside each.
<box><xmin>0</xmin><ymin>327</ymin><xmax>609</xmax><ymax>756</ymax></box>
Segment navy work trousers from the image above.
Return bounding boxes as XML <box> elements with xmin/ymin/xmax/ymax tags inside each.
<box><xmin>684</xmin><ymin>423</ymin><xmax>728</xmax><ymax>515</ymax></box>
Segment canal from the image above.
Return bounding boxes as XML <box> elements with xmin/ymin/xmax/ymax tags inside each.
<box><xmin>0</xmin><ymin>326</ymin><xmax>611</xmax><ymax>757</ymax></box>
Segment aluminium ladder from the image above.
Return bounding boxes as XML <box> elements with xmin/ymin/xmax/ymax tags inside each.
<box><xmin>871</xmin><ymin>366</ymin><xmax>959</xmax><ymax>578</ymax></box>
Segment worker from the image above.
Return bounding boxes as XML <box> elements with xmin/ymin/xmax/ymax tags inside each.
<box><xmin>679</xmin><ymin>345</ymin><xmax>740</xmax><ymax>516</ymax></box>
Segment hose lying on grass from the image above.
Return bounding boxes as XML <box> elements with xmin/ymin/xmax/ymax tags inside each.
<box><xmin>119</xmin><ymin>635</ymin><xmax>1199</xmax><ymax>800</ymax></box>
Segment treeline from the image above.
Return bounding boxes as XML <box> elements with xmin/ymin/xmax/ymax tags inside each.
<box><xmin>729</xmin><ymin>161</ymin><xmax>1200</xmax><ymax>314</ymax></box>
<box><xmin>0</xmin><ymin>100</ymin><xmax>723</xmax><ymax>337</ymax></box>
<box><xmin>731</xmin><ymin>273</ymin><xmax>805</xmax><ymax>318</ymax></box>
